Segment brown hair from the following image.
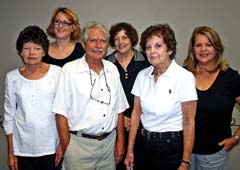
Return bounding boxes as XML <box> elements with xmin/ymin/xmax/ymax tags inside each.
<box><xmin>140</xmin><ymin>24</ymin><xmax>177</xmax><ymax>59</ymax></box>
<box><xmin>109</xmin><ymin>22</ymin><xmax>138</xmax><ymax>48</ymax></box>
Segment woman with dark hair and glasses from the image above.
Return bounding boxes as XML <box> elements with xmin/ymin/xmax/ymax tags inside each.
<box><xmin>43</xmin><ymin>7</ymin><xmax>85</xmax><ymax>67</ymax></box>
<box><xmin>3</xmin><ymin>25</ymin><xmax>62</xmax><ymax>170</ymax></box>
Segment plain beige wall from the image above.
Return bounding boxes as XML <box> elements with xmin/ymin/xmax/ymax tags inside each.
<box><xmin>1</xmin><ymin>0</ymin><xmax>240</xmax><ymax>169</ymax></box>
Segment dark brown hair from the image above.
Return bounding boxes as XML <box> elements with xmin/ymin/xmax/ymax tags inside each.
<box><xmin>109</xmin><ymin>22</ymin><xmax>138</xmax><ymax>48</ymax></box>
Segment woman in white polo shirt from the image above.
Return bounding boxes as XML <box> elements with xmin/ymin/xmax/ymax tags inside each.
<box><xmin>124</xmin><ymin>24</ymin><xmax>198</xmax><ymax>170</ymax></box>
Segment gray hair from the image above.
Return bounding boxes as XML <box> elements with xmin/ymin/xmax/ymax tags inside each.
<box><xmin>81</xmin><ymin>21</ymin><xmax>109</xmax><ymax>43</ymax></box>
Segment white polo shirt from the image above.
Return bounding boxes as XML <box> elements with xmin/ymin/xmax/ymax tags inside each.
<box><xmin>132</xmin><ymin>60</ymin><xmax>197</xmax><ymax>132</ymax></box>
<box><xmin>52</xmin><ymin>55</ymin><xmax>129</xmax><ymax>134</ymax></box>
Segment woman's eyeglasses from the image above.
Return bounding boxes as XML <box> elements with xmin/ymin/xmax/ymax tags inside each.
<box><xmin>53</xmin><ymin>19</ymin><xmax>73</xmax><ymax>27</ymax></box>
<box><xmin>89</xmin><ymin>65</ymin><xmax>111</xmax><ymax>105</ymax></box>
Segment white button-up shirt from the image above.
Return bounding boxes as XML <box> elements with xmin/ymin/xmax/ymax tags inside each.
<box><xmin>132</xmin><ymin>60</ymin><xmax>198</xmax><ymax>132</ymax></box>
<box><xmin>52</xmin><ymin>55</ymin><xmax>129</xmax><ymax>134</ymax></box>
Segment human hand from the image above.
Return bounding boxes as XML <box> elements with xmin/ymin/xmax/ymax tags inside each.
<box><xmin>124</xmin><ymin>152</ymin><xmax>134</xmax><ymax>170</ymax></box>
<box><xmin>218</xmin><ymin>136</ymin><xmax>239</xmax><ymax>151</ymax></box>
<box><xmin>178</xmin><ymin>162</ymin><xmax>190</xmax><ymax>170</ymax></box>
<box><xmin>8</xmin><ymin>153</ymin><xmax>18</xmax><ymax>170</ymax></box>
<box><xmin>114</xmin><ymin>140</ymin><xmax>125</xmax><ymax>164</ymax></box>
<box><xmin>55</xmin><ymin>144</ymin><xmax>63</xmax><ymax>166</ymax></box>
<box><xmin>124</xmin><ymin>116</ymin><xmax>131</xmax><ymax>131</ymax></box>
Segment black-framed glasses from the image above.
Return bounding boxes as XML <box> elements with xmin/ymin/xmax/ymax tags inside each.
<box><xmin>89</xmin><ymin>65</ymin><xmax>111</xmax><ymax>105</ymax></box>
<box><xmin>53</xmin><ymin>19</ymin><xmax>73</xmax><ymax>27</ymax></box>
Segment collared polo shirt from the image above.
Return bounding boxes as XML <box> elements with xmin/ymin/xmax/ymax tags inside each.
<box><xmin>132</xmin><ymin>60</ymin><xmax>197</xmax><ymax>132</ymax></box>
<box><xmin>52</xmin><ymin>55</ymin><xmax>129</xmax><ymax>134</ymax></box>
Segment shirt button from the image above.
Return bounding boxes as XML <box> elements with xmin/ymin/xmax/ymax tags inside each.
<box><xmin>103</xmin><ymin>114</ymin><xmax>106</xmax><ymax>117</ymax></box>
<box><xmin>102</xmin><ymin>127</ymin><xmax>104</xmax><ymax>130</ymax></box>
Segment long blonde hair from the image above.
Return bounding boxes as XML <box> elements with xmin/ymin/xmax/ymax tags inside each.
<box><xmin>183</xmin><ymin>26</ymin><xmax>229</xmax><ymax>74</ymax></box>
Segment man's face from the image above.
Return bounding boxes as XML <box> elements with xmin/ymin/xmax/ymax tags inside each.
<box><xmin>83</xmin><ymin>27</ymin><xmax>108</xmax><ymax>60</ymax></box>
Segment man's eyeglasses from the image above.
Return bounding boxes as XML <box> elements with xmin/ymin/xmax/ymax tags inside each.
<box><xmin>53</xmin><ymin>19</ymin><xmax>73</xmax><ymax>27</ymax></box>
<box><xmin>90</xmin><ymin>78</ymin><xmax>111</xmax><ymax>105</ymax></box>
<box><xmin>89</xmin><ymin>65</ymin><xmax>111</xmax><ymax>105</ymax></box>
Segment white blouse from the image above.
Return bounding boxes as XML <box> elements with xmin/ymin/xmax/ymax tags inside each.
<box><xmin>3</xmin><ymin>64</ymin><xmax>61</xmax><ymax>156</ymax></box>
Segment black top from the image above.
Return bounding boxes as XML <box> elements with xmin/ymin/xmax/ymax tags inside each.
<box><xmin>42</xmin><ymin>42</ymin><xmax>85</xmax><ymax>67</ymax></box>
<box><xmin>193</xmin><ymin>68</ymin><xmax>240</xmax><ymax>154</ymax></box>
<box><xmin>106</xmin><ymin>49</ymin><xmax>150</xmax><ymax>118</ymax></box>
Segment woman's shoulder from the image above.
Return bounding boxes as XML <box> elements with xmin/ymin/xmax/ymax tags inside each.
<box><xmin>74</xmin><ymin>42</ymin><xmax>85</xmax><ymax>55</ymax></box>
<box><xmin>137</xmin><ymin>65</ymin><xmax>153</xmax><ymax>77</ymax></box>
<box><xmin>46</xmin><ymin>64</ymin><xmax>61</xmax><ymax>80</ymax></box>
<box><xmin>223</xmin><ymin>67</ymin><xmax>239</xmax><ymax>74</ymax></box>
<box><xmin>6</xmin><ymin>68</ymin><xmax>19</xmax><ymax>78</ymax></box>
<box><xmin>75</xmin><ymin>41</ymin><xmax>83</xmax><ymax>48</ymax></box>
<box><xmin>105</xmin><ymin>51</ymin><xmax>116</xmax><ymax>62</ymax></box>
<box><xmin>221</xmin><ymin>67</ymin><xmax>240</xmax><ymax>81</ymax></box>
<box><xmin>133</xmin><ymin>49</ymin><xmax>146</xmax><ymax>59</ymax></box>
<box><xmin>172</xmin><ymin>60</ymin><xmax>194</xmax><ymax>75</ymax></box>
<box><xmin>5</xmin><ymin>68</ymin><xmax>22</xmax><ymax>85</ymax></box>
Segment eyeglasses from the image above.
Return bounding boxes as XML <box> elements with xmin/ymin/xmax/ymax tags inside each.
<box><xmin>53</xmin><ymin>19</ymin><xmax>73</xmax><ymax>27</ymax></box>
<box><xmin>89</xmin><ymin>65</ymin><xmax>111</xmax><ymax>105</ymax></box>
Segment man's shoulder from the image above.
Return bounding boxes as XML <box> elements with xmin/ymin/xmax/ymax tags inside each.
<box><xmin>62</xmin><ymin>58</ymin><xmax>84</xmax><ymax>71</ymax></box>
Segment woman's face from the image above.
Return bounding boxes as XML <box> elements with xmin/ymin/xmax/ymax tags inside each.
<box><xmin>193</xmin><ymin>34</ymin><xmax>216</xmax><ymax>65</ymax></box>
<box><xmin>145</xmin><ymin>35</ymin><xmax>171</xmax><ymax>67</ymax></box>
<box><xmin>114</xmin><ymin>30</ymin><xmax>132</xmax><ymax>54</ymax></box>
<box><xmin>21</xmin><ymin>42</ymin><xmax>45</xmax><ymax>65</ymax></box>
<box><xmin>53</xmin><ymin>12</ymin><xmax>74</xmax><ymax>40</ymax></box>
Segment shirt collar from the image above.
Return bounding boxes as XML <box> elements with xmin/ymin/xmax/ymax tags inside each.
<box><xmin>108</xmin><ymin>48</ymin><xmax>146</xmax><ymax>63</ymax></box>
<box><xmin>146</xmin><ymin>60</ymin><xmax>177</xmax><ymax>78</ymax></box>
<box><xmin>162</xmin><ymin>60</ymin><xmax>177</xmax><ymax>77</ymax></box>
<box><xmin>79</xmin><ymin>54</ymin><xmax>113</xmax><ymax>74</ymax></box>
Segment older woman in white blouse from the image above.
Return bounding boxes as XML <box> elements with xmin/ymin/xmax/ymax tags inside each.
<box><xmin>3</xmin><ymin>25</ymin><xmax>62</xmax><ymax>170</ymax></box>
